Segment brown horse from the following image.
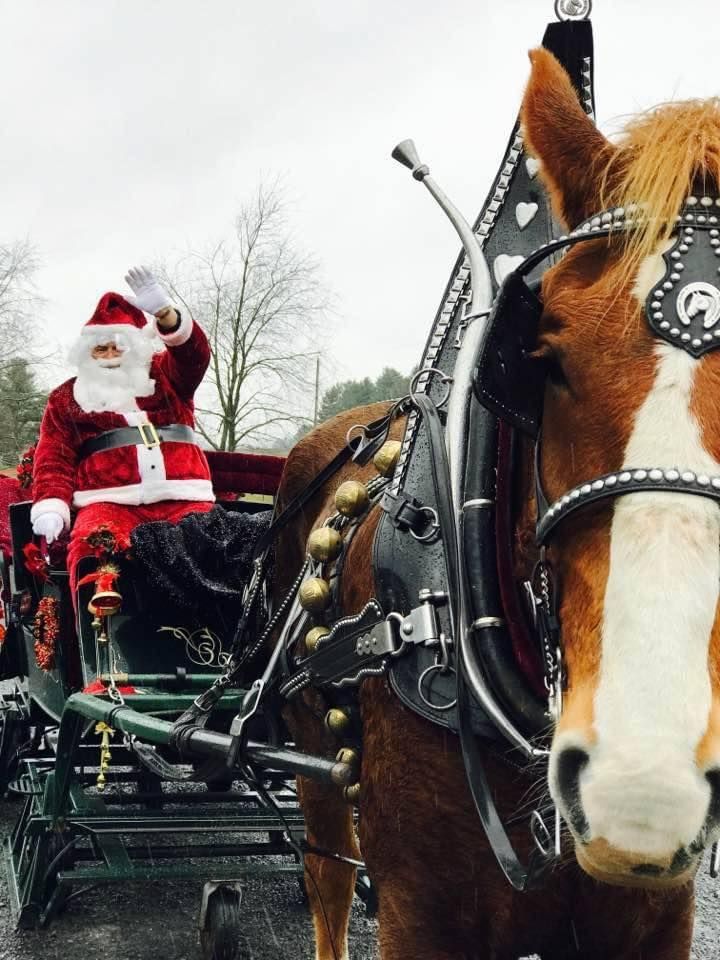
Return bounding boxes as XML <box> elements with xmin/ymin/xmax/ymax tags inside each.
<box><xmin>275</xmin><ymin>49</ymin><xmax>720</xmax><ymax>959</ymax></box>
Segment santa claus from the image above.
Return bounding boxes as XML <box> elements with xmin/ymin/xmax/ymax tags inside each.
<box><xmin>31</xmin><ymin>266</ymin><xmax>215</xmax><ymax>599</ymax></box>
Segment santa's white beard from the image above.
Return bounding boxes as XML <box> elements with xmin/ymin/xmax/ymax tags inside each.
<box><xmin>73</xmin><ymin>352</ymin><xmax>156</xmax><ymax>414</ymax></box>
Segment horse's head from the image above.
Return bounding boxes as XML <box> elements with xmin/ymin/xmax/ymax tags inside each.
<box><xmin>523</xmin><ymin>49</ymin><xmax>720</xmax><ymax>886</ymax></box>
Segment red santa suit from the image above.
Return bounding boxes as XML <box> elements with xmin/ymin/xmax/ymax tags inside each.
<box><xmin>31</xmin><ymin>292</ymin><xmax>215</xmax><ymax>599</ymax></box>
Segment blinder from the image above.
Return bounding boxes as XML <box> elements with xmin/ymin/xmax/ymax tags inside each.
<box><xmin>474</xmin><ymin>271</ymin><xmax>545</xmax><ymax>438</ymax></box>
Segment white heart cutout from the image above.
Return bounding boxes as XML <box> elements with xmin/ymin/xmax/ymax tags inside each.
<box><xmin>516</xmin><ymin>201</ymin><xmax>539</xmax><ymax>230</ymax></box>
<box><xmin>494</xmin><ymin>254</ymin><xmax>525</xmax><ymax>285</ymax></box>
<box><xmin>525</xmin><ymin>157</ymin><xmax>540</xmax><ymax>179</ymax></box>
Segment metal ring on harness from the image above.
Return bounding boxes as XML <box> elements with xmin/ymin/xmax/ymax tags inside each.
<box><xmin>409</xmin><ymin>505</ymin><xmax>440</xmax><ymax>543</ymax></box>
<box><xmin>346</xmin><ymin>422</ymin><xmax>368</xmax><ymax>446</ymax></box>
<box><xmin>554</xmin><ymin>0</ymin><xmax>592</xmax><ymax>20</ymax></box>
<box><xmin>409</xmin><ymin>367</ymin><xmax>453</xmax><ymax>409</ymax></box>
<box><xmin>417</xmin><ymin>661</ymin><xmax>457</xmax><ymax>712</ymax></box>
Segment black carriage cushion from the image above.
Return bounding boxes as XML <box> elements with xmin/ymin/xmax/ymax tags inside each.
<box><xmin>129</xmin><ymin>504</ymin><xmax>272</xmax><ymax>637</ymax></box>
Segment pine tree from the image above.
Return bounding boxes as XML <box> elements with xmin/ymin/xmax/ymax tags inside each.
<box><xmin>316</xmin><ymin>367</ymin><xmax>409</xmax><ymax>423</ymax></box>
<box><xmin>0</xmin><ymin>360</ymin><xmax>46</xmax><ymax>466</ymax></box>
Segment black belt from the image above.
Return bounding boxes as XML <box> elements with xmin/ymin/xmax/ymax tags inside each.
<box><xmin>78</xmin><ymin>423</ymin><xmax>199</xmax><ymax>461</ymax></box>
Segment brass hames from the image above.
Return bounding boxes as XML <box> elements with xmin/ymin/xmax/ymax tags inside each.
<box><xmin>334</xmin><ymin>481</ymin><xmax>369</xmax><ymax>517</ymax></box>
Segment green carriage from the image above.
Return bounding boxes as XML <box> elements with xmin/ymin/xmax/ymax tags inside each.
<box><xmin>0</xmin><ymin>451</ymin><xmax>370</xmax><ymax>959</ymax></box>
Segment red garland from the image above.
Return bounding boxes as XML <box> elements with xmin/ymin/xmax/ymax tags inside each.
<box><xmin>33</xmin><ymin>596</ymin><xmax>60</xmax><ymax>671</ymax></box>
<box><xmin>22</xmin><ymin>543</ymin><xmax>50</xmax><ymax>582</ymax></box>
<box><xmin>82</xmin><ymin>522</ymin><xmax>131</xmax><ymax>559</ymax></box>
<box><xmin>17</xmin><ymin>444</ymin><xmax>35</xmax><ymax>490</ymax></box>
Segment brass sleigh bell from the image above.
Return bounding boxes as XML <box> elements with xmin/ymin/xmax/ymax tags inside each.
<box><xmin>325</xmin><ymin>707</ymin><xmax>351</xmax><ymax>735</ymax></box>
<box><xmin>373</xmin><ymin>440</ymin><xmax>402</xmax><ymax>478</ymax></box>
<box><xmin>343</xmin><ymin>782</ymin><xmax>361</xmax><ymax>805</ymax></box>
<box><xmin>305</xmin><ymin>625</ymin><xmax>330</xmax><ymax>653</ymax></box>
<box><xmin>298</xmin><ymin>577</ymin><xmax>331</xmax><ymax>612</ymax></box>
<box><xmin>336</xmin><ymin>746</ymin><xmax>359</xmax><ymax>769</ymax></box>
<box><xmin>307</xmin><ymin>527</ymin><xmax>343</xmax><ymax>563</ymax></box>
<box><xmin>88</xmin><ymin>589</ymin><xmax>122</xmax><ymax>618</ymax></box>
<box><xmin>334</xmin><ymin>481</ymin><xmax>369</xmax><ymax>518</ymax></box>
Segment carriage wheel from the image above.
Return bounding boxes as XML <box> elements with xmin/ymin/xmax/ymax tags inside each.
<box><xmin>41</xmin><ymin>831</ymin><xmax>76</xmax><ymax>922</ymax></box>
<box><xmin>199</xmin><ymin>884</ymin><xmax>250</xmax><ymax>960</ymax></box>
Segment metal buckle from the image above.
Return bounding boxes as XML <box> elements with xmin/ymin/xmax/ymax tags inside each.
<box><xmin>137</xmin><ymin>422</ymin><xmax>160</xmax><ymax>449</ymax></box>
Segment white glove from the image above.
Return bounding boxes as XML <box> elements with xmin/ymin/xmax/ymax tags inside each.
<box><xmin>124</xmin><ymin>265</ymin><xmax>173</xmax><ymax>316</ymax></box>
<box><xmin>32</xmin><ymin>512</ymin><xmax>65</xmax><ymax>544</ymax></box>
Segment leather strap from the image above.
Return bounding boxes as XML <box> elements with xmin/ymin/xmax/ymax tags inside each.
<box><xmin>536</xmin><ymin>459</ymin><xmax>720</xmax><ymax>545</ymax></box>
<box><xmin>456</xmin><ymin>670</ymin><xmax>551</xmax><ymax>890</ymax></box>
<box><xmin>78</xmin><ymin>423</ymin><xmax>198</xmax><ymax>461</ymax></box>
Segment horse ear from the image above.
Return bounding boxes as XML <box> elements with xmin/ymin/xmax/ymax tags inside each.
<box><xmin>522</xmin><ymin>48</ymin><xmax>619</xmax><ymax>229</ymax></box>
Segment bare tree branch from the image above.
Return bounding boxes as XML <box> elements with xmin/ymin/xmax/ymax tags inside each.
<box><xmin>157</xmin><ymin>182</ymin><xmax>331</xmax><ymax>450</ymax></box>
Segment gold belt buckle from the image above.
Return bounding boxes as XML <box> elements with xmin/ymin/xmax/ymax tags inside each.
<box><xmin>137</xmin><ymin>422</ymin><xmax>160</xmax><ymax>449</ymax></box>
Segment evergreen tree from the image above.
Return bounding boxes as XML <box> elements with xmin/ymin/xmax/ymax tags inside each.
<box><xmin>316</xmin><ymin>367</ymin><xmax>409</xmax><ymax>423</ymax></box>
<box><xmin>0</xmin><ymin>360</ymin><xmax>45</xmax><ymax>466</ymax></box>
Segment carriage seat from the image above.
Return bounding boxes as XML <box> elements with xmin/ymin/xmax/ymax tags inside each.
<box><xmin>5</xmin><ymin>450</ymin><xmax>285</xmax><ymax>690</ymax></box>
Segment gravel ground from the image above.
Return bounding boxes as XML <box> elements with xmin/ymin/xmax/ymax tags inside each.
<box><xmin>0</xmin><ymin>791</ymin><xmax>716</xmax><ymax>960</ymax></box>
<box><xmin>0</xmin><ymin>790</ymin><xmax>378</xmax><ymax>960</ymax></box>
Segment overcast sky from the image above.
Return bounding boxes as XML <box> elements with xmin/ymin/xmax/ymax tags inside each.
<box><xmin>2</xmin><ymin>0</ymin><xmax>719</xmax><ymax>415</ymax></box>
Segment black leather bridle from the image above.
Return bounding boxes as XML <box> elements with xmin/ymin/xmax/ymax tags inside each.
<box><xmin>475</xmin><ymin>197</ymin><xmax>720</xmax><ymax>546</ymax></box>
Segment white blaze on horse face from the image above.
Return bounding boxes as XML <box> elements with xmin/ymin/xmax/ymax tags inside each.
<box><xmin>578</xmin><ymin>246</ymin><xmax>719</xmax><ymax>858</ymax></box>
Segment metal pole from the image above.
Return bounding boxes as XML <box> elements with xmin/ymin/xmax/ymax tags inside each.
<box><xmin>62</xmin><ymin>694</ymin><xmax>353</xmax><ymax>785</ymax></box>
<box><xmin>313</xmin><ymin>355</ymin><xmax>320</xmax><ymax>425</ymax></box>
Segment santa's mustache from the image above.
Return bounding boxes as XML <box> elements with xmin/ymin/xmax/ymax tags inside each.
<box><xmin>94</xmin><ymin>358</ymin><xmax>126</xmax><ymax>370</ymax></box>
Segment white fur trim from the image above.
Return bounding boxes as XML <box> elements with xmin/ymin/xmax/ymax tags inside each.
<box><xmin>157</xmin><ymin>311</ymin><xmax>193</xmax><ymax>347</ymax></box>
<box><xmin>72</xmin><ymin>479</ymin><xmax>215</xmax><ymax>509</ymax></box>
<box><xmin>80</xmin><ymin>323</ymin><xmax>147</xmax><ymax>337</ymax></box>
<box><xmin>30</xmin><ymin>498</ymin><xmax>71</xmax><ymax>529</ymax></box>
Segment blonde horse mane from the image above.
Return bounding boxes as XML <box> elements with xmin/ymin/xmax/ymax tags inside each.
<box><xmin>599</xmin><ymin>98</ymin><xmax>720</xmax><ymax>276</ymax></box>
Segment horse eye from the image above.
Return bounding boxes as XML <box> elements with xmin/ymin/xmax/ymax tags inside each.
<box><xmin>544</xmin><ymin>354</ymin><xmax>567</xmax><ymax>387</ymax></box>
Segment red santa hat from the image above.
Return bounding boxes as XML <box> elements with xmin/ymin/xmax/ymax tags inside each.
<box><xmin>81</xmin><ymin>292</ymin><xmax>151</xmax><ymax>340</ymax></box>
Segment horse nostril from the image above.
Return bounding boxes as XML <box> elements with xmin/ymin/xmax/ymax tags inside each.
<box><xmin>705</xmin><ymin>769</ymin><xmax>720</xmax><ymax>825</ymax></box>
<box><xmin>555</xmin><ymin>746</ymin><xmax>590</xmax><ymax>839</ymax></box>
